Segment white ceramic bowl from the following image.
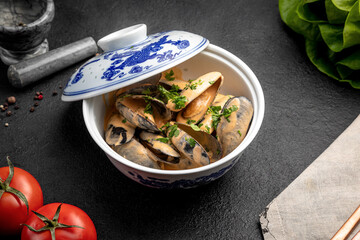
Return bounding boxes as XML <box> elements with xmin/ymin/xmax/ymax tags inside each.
<box><xmin>82</xmin><ymin>44</ymin><xmax>265</xmax><ymax>189</ymax></box>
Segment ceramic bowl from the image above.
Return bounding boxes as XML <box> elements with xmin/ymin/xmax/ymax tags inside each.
<box><xmin>82</xmin><ymin>44</ymin><xmax>265</xmax><ymax>189</ymax></box>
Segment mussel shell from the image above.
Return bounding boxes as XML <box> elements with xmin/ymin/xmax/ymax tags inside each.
<box><xmin>217</xmin><ymin>96</ymin><xmax>254</xmax><ymax>157</ymax></box>
<box><xmin>115</xmin><ymin>74</ymin><xmax>161</xmax><ymax>95</ymax></box>
<box><xmin>116</xmin><ymin>95</ymin><xmax>161</xmax><ymax>132</ymax></box>
<box><xmin>105</xmin><ymin>113</ymin><xmax>136</xmax><ymax>146</ymax></box>
<box><xmin>139</xmin><ymin>131</ymin><xmax>180</xmax><ymax>159</ymax></box>
<box><xmin>166</xmin><ymin>72</ymin><xmax>224</xmax><ymax>112</ymax></box>
<box><xmin>199</xmin><ymin>93</ymin><xmax>233</xmax><ymax>134</ymax></box>
<box><xmin>163</xmin><ymin>156</ymin><xmax>200</xmax><ymax>170</ymax></box>
<box><xmin>113</xmin><ymin>138</ymin><xmax>161</xmax><ymax>169</ymax></box>
<box><xmin>158</xmin><ymin>67</ymin><xmax>189</xmax><ymax>90</ymax></box>
<box><xmin>176</xmin><ymin>76</ymin><xmax>223</xmax><ymax>124</ymax></box>
<box><xmin>177</xmin><ymin>123</ymin><xmax>222</xmax><ymax>163</ymax></box>
<box><xmin>167</xmin><ymin>122</ymin><xmax>210</xmax><ymax>167</ymax></box>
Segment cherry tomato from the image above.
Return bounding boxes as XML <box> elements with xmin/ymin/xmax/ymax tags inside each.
<box><xmin>21</xmin><ymin>203</ymin><xmax>97</xmax><ymax>240</ymax></box>
<box><xmin>0</xmin><ymin>159</ymin><xmax>43</xmax><ymax>235</ymax></box>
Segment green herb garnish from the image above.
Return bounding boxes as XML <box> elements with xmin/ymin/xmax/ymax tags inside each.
<box><xmin>173</xmin><ymin>96</ymin><xmax>187</xmax><ymax>109</ymax></box>
<box><xmin>205</xmin><ymin>125</ymin><xmax>211</xmax><ymax>134</ymax></box>
<box><xmin>183</xmin><ymin>79</ymin><xmax>204</xmax><ymax>90</ymax></box>
<box><xmin>165</xmin><ymin>70</ymin><xmax>175</xmax><ymax>81</ymax></box>
<box><xmin>207</xmin><ymin>105</ymin><xmax>238</xmax><ymax>129</ymax></box>
<box><xmin>207</xmin><ymin>106</ymin><xmax>222</xmax><ymax>130</ymax></box>
<box><xmin>168</xmin><ymin>124</ymin><xmax>180</xmax><ymax>138</ymax></box>
<box><xmin>187</xmin><ymin>119</ymin><xmax>196</xmax><ymax>125</ymax></box>
<box><xmin>185</xmin><ymin>137</ymin><xmax>196</xmax><ymax>148</ymax></box>
<box><xmin>122</xmin><ymin>119</ymin><xmax>127</xmax><ymax>123</ymax></box>
<box><xmin>209</xmin><ymin>80</ymin><xmax>215</xmax><ymax>84</ymax></box>
<box><xmin>142</xmin><ymin>88</ymin><xmax>152</xmax><ymax>95</ymax></box>
<box><xmin>238</xmin><ymin>130</ymin><xmax>242</xmax><ymax>137</ymax></box>
<box><xmin>144</xmin><ymin>102</ymin><xmax>153</xmax><ymax>115</ymax></box>
<box><xmin>198</xmin><ymin>123</ymin><xmax>203</xmax><ymax>128</ymax></box>
<box><xmin>189</xmin><ymin>123</ymin><xmax>201</xmax><ymax>131</ymax></box>
<box><xmin>223</xmin><ymin>105</ymin><xmax>238</xmax><ymax>122</ymax></box>
<box><xmin>156</xmin><ymin>137</ymin><xmax>170</xmax><ymax>143</ymax></box>
<box><xmin>216</xmin><ymin>149</ymin><xmax>221</xmax><ymax>155</ymax></box>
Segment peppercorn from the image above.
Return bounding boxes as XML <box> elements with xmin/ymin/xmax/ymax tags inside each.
<box><xmin>7</xmin><ymin>96</ymin><xmax>16</xmax><ymax>105</ymax></box>
<box><xmin>52</xmin><ymin>91</ymin><xmax>58</xmax><ymax>96</ymax></box>
<box><xmin>14</xmin><ymin>105</ymin><xmax>19</xmax><ymax>110</ymax></box>
<box><xmin>6</xmin><ymin>111</ymin><xmax>12</xmax><ymax>116</ymax></box>
<box><xmin>30</xmin><ymin>107</ymin><xmax>35</xmax><ymax>112</ymax></box>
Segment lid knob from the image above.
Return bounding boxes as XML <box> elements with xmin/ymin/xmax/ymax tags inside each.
<box><xmin>97</xmin><ymin>24</ymin><xmax>147</xmax><ymax>52</ymax></box>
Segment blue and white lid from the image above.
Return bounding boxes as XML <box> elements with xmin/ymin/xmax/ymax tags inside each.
<box><xmin>61</xmin><ymin>24</ymin><xmax>209</xmax><ymax>101</ymax></box>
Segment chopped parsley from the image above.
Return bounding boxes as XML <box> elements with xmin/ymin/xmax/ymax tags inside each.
<box><xmin>207</xmin><ymin>106</ymin><xmax>222</xmax><ymax>130</ymax></box>
<box><xmin>172</xmin><ymin>96</ymin><xmax>187</xmax><ymax>109</ymax></box>
<box><xmin>118</xmin><ymin>94</ymin><xmax>132</xmax><ymax>100</ymax></box>
<box><xmin>198</xmin><ymin>123</ymin><xmax>203</xmax><ymax>128</ymax></box>
<box><xmin>168</xmin><ymin>124</ymin><xmax>180</xmax><ymax>138</ymax></box>
<box><xmin>207</xmin><ymin>105</ymin><xmax>238</xmax><ymax>130</ymax></box>
<box><xmin>170</xmin><ymin>84</ymin><xmax>180</xmax><ymax>93</ymax></box>
<box><xmin>209</xmin><ymin>80</ymin><xmax>215</xmax><ymax>85</ymax></box>
<box><xmin>205</xmin><ymin>125</ymin><xmax>211</xmax><ymax>134</ymax></box>
<box><xmin>142</xmin><ymin>88</ymin><xmax>152</xmax><ymax>95</ymax></box>
<box><xmin>158</xmin><ymin>85</ymin><xmax>187</xmax><ymax>109</ymax></box>
<box><xmin>185</xmin><ymin>137</ymin><xmax>196</xmax><ymax>148</ymax></box>
<box><xmin>183</xmin><ymin>79</ymin><xmax>204</xmax><ymax>90</ymax></box>
<box><xmin>122</xmin><ymin>119</ymin><xmax>127</xmax><ymax>123</ymax></box>
<box><xmin>223</xmin><ymin>105</ymin><xmax>239</xmax><ymax>122</ymax></box>
<box><xmin>186</xmin><ymin>119</ymin><xmax>196</xmax><ymax>125</ymax></box>
<box><xmin>158</xmin><ymin>85</ymin><xmax>179</xmax><ymax>102</ymax></box>
<box><xmin>189</xmin><ymin>123</ymin><xmax>201</xmax><ymax>131</ymax></box>
<box><xmin>144</xmin><ymin>102</ymin><xmax>153</xmax><ymax>115</ymax></box>
<box><xmin>156</xmin><ymin>137</ymin><xmax>170</xmax><ymax>143</ymax></box>
<box><xmin>165</xmin><ymin>70</ymin><xmax>175</xmax><ymax>81</ymax></box>
<box><xmin>238</xmin><ymin>130</ymin><xmax>242</xmax><ymax>136</ymax></box>
<box><xmin>216</xmin><ymin>149</ymin><xmax>221</xmax><ymax>155</ymax></box>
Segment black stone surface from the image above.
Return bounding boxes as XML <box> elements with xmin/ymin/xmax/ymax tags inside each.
<box><xmin>0</xmin><ymin>0</ymin><xmax>359</xmax><ymax>239</ymax></box>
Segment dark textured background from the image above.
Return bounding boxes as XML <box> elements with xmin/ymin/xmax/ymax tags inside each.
<box><xmin>1</xmin><ymin>0</ymin><xmax>359</xmax><ymax>239</ymax></box>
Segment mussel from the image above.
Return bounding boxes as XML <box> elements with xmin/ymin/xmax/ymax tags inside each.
<box><xmin>113</xmin><ymin>138</ymin><xmax>161</xmax><ymax>169</ymax></box>
<box><xmin>139</xmin><ymin>131</ymin><xmax>180</xmax><ymax>163</ymax></box>
<box><xmin>216</xmin><ymin>97</ymin><xmax>253</xmax><ymax>157</ymax></box>
<box><xmin>167</xmin><ymin>72</ymin><xmax>223</xmax><ymax>115</ymax></box>
<box><xmin>198</xmin><ymin>93</ymin><xmax>233</xmax><ymax>134</ymax></box>
<box><xmin>116</xmin><ymin>86</ymin><xmax>171</xmax><ymax>132</ymax></box>
<box><xmin>104</xmin><ymin>69</ymin><xmax>254</xmax><ymax>170</ymax></box>
<box><xmin>105</xmin><ymin>113</ymin><xmax>136</xmax><ymax>146</ymax></box>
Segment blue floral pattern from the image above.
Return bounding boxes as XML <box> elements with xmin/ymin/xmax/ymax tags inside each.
<box><xmin>99</xmin><ymin>35</ymin><xmax>190</xmax><ymax>81</ymax></box>
<box><xmin>128</xmin><ymin>160</ymin><xmax>236</xmax><ymax>189</ymax></box>
<box><xmin>70</xmin><ymin>59</ymin><xmax>100</xmax><ymax>84</ymax></box>
<box><xmin>63</xmin><ymin>31</ymin><xmax>208</xmax><ymax>97</ymax></box>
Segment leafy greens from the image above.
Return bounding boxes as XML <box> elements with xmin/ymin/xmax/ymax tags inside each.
<box><xmin>279</xmin><ymin>0</ymin><xmax>360</xmax><ymax>88</ymax></box>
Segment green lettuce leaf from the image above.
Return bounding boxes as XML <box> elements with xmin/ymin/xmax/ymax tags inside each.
<box><xmin>319</xmin><ymin>24</ymin><xmax>344</xmax><ymax>52</ymax></box>
<box><xmin>331</xmin><ymin>0</ymin><xmax>357</xmax><ymax>11</ymax></box>
<box><xmin>297</xmin><ymin>0</ymin><xmax>328</xmax><ymax>23</ymax></box>
<box><xmin>343</xmin><ymin>1</ymin><xmax>360</xmax><ymax>49</ymax></box>
<box><xmin>279</xmin><ymin>0</ymin><xmax>321</xmax><ymax>40</ymax></box>
<box><xmin>325</xmin><ymin>0</ymin><xmax>348</xmax><ymax>24</ymax></box>
<box><xmin>305</xmin><ymin>39</ymin><xmax>341</xmax><ymax>79</ymax></box>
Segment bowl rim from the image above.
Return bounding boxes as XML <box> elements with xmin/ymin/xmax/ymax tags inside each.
<box><xmin>1</xmin><ymin>0</ymin><xmax>55</xmax><ymax>31</ymax></box>
<box><xmin>83</xmin><ymin>43</ymin><xmax>265</xmax><ymax>176</ymax></box>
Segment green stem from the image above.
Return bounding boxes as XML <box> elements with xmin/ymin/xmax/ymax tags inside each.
<box><xmin>24</xmin><ymin>204</ymin><xmax>84</xmax><ymax>240</ymax></box>
<box><xmin>0</xmin><ymin>157</ymin><xmax>29</xmax><ymax>214</ymax></box>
